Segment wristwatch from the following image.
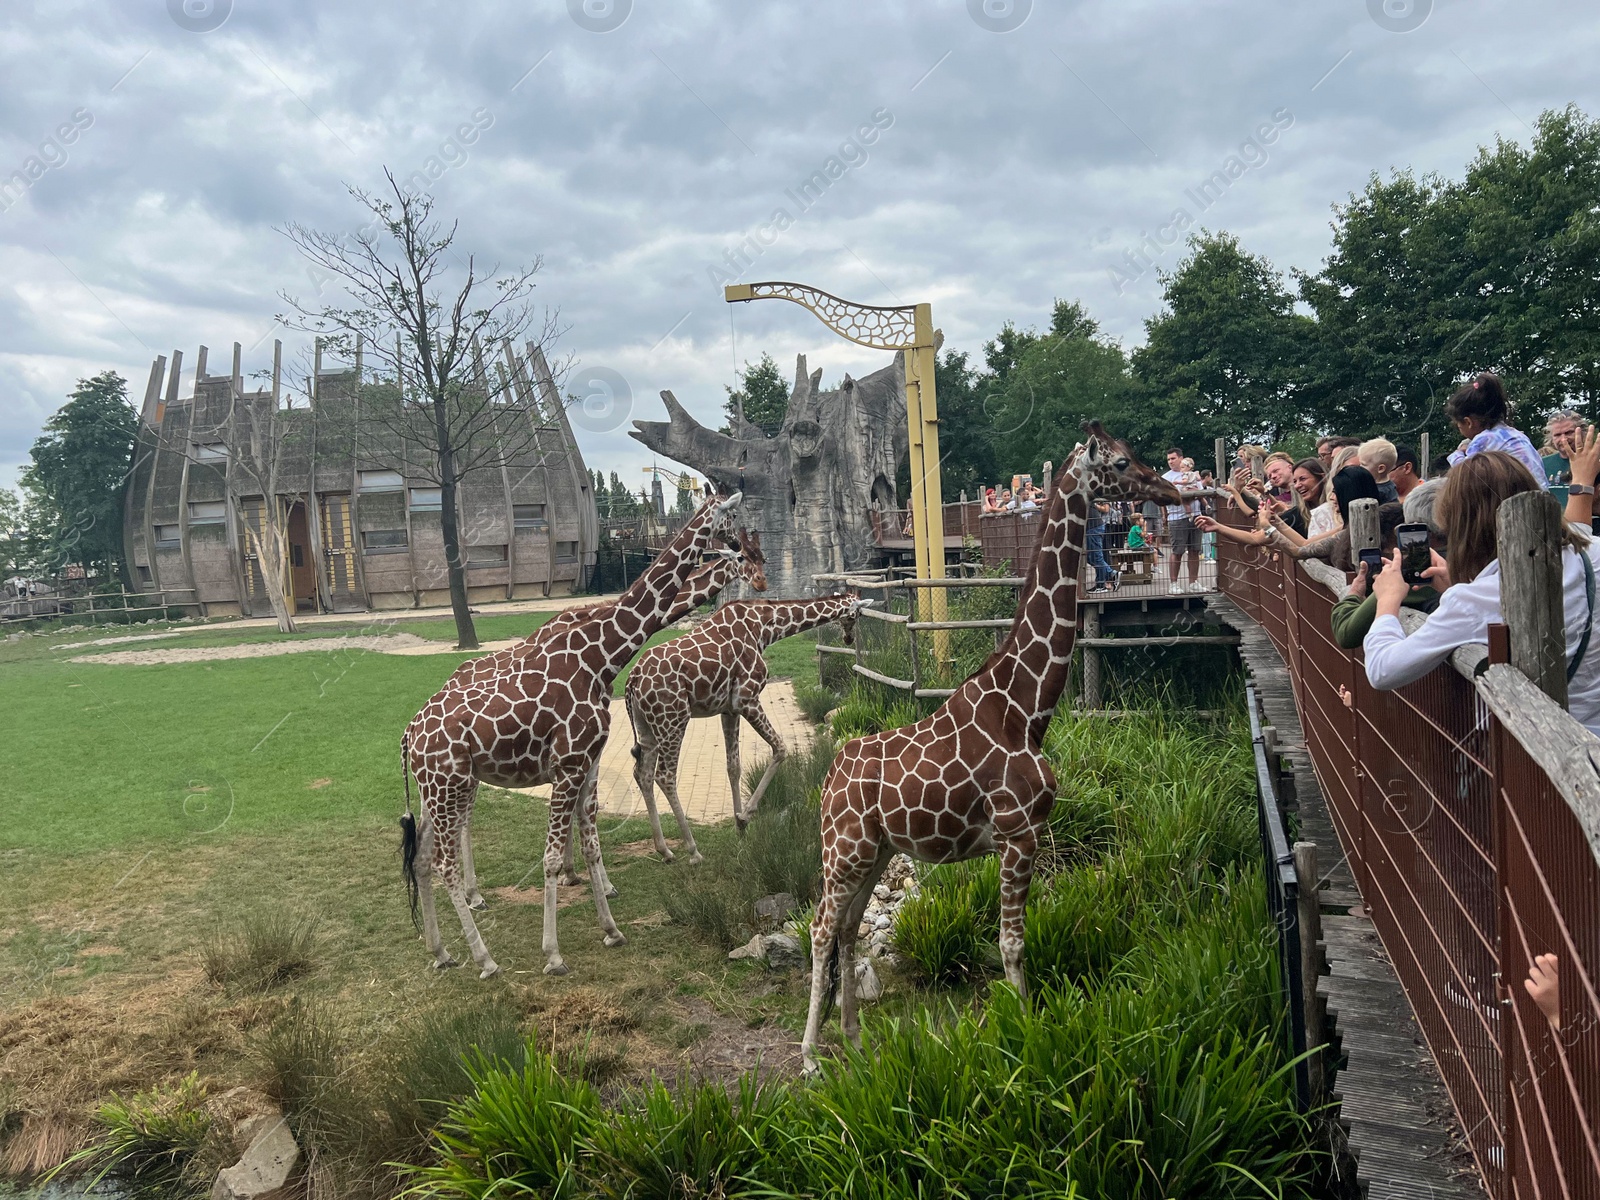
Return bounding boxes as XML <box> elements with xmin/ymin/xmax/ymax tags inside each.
<box><xmin>1572</xmin><ymin>483</ymin><xmax>1596</xmax><ymax>496</ymax></box>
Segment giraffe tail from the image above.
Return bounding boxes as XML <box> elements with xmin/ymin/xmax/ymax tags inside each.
<box><xmin>400</xmin><ymin>730</ymin><xmax>421</xmax><ymax>930</ymax></box>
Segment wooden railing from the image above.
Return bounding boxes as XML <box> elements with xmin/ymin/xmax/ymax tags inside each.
<box><xmin>1217</xmin><ymin>520</ymin><xmax>1600</xmax><ymax>1198</ymax></box>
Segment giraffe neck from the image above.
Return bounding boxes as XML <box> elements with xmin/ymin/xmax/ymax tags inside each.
<box><xmin>590</xmin><ymin>505</ymin><xmax>721</xmax><ymax>677</ymax></box>
<box><xmin>987</xmin><ymin>455</ymin><xmax>1089</xmax><ymax>741</ymax></box>
<box><xmin>666</xmin><ymin>558</ymin><xmax>733</xmax><ymax>622</ymax></box>
<box><xmin>752</xmin><ymin>596</ymin><xmax>855</xmax><ymax>648</ymax></box>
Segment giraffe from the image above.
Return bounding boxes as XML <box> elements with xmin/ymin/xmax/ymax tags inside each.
<box><xmin>624</xmin><ymin>594</ymin><xmax>871</xmax><ymax>863</ymax></box>
<box><xmin>401</xmin><ymin>491</ymin><xmax>744</xmax><ymax>978</ymax></box>
<box><xmin>799</xmin><ymin>422</ymin><xmax>1180</xmax><ymax>1071</ymax></box>
<box><xmin>432</xmin><ymin>532</ymin><xmax>766</xmax><ymax>909</ymax></box>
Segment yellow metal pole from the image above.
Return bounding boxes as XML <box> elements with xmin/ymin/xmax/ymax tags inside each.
<box><xmin>908</xmin><ymin>304</ymin><xmax>948</xmax><ymax>665</ymax></box>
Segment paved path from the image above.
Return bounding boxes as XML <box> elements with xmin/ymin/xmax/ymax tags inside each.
<box><xmin>511</xmin><ymin>679</ymin><xmax>815</xmax><ymax>824</ymax></box>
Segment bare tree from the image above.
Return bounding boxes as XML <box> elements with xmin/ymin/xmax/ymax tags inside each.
<box><xmin>220</xmin><ymin>340</ymin><xmax>303</xmax><ymax>634</ymax></box>
<box><xmin>278</xmin><ymin>169</ymin><xmax>565</xmax><ymax>649</ymax></box>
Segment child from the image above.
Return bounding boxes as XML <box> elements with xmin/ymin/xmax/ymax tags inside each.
<box><xmin>1126</xmin><ymin>512</ymin><xmax>1149</xmax><ymax>550</ymax></box>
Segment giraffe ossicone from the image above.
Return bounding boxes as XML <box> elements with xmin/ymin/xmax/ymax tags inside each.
<box><xmin>799</xmin><ymin>423</ymin><xmax>1180</xmax><ymax>1071</ymax></box>
<box><xmin>400</xmin><ymin>491</ymin><xmax>744</xmax><ymax>979</ymax></box>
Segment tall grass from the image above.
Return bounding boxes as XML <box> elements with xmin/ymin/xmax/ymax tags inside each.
<box><xmin>49</xmin><ymin>1072</ymin><xmax>213</xmax><ymax>1196</ymax></box>
<box><xmin>201</xmin><ymin>911</ymin><xmax>322</xmax><ymax>994</ymax></box>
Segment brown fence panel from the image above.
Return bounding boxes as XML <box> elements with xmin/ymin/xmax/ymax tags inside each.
<box><xmin>1215</xmin><ymin>512</ymin><xmax>1600</xmax><ymax>1198</ymax></box>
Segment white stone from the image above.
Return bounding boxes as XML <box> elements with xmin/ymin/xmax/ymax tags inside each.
<box><xmin>870</xmin><ymin>928</ymin><xmax>891</xmax><ymax>947</ymax></box>
<box><xmin>854</xmin><ymin>958</ymin><xmax>883</xmax><ymax>1003</ymax></box>
<box><xmin>728</xmin><ymin>933</ymin><xmax>766</xmax><ymax>961</ymax></box>
<box><xmin>211</xmin><ymin>1117</ymin><xmax>299</xmax><ymax>1200</ymax></box>
<box><xmin>872</xmin><ymin>914</ymin><xmax>891</xmax><ymax>931</ymax></box>
<box><xmin>873</xmin><ymin>884</ymin><xmax>891</xmax><ymax>901</ymax></box>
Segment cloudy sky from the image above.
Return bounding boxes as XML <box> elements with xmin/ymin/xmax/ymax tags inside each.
<box><xmin>0</xmin><ymin>0</ymin><xmax>1593</xmax><ymax>493</ymax></box>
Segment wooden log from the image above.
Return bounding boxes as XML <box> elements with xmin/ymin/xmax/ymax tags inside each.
<box><xmin>1420</xmin><ymin>432</ymin><xmax>1430</xmax><ymax>480</ymax></box>
<box><xmin>852</xmin><ymin>664</ymin><xmax>915</xmax><ymax>690</ymax></box>
<box><xmin>1497</xmin><ymin>489</ymin><xmax>1568</xmax><ymax>708</ymax></box>
<box><xmin>1215</xmin><ymin>436</ymin><xmax>1227</xmax><ymax>485</ymax></box>
<box><xmin>1293</xmin><ymin>840</ymin><xmax>1326</xmax><ymax>1105</ymax></box>
<box><xmin>1347</xmin><ymin>497</ymin><xmax>1380</xmax><ymax>557</ymax></box>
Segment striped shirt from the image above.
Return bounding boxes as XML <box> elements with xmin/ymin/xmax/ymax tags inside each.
<box><xmin>1447</xmin><ymin>423</ymin><xmax>1548</xmax><ymax>485</ymax></box>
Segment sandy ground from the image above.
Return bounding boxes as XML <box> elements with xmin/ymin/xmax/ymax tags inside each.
<box><xmin>510</xmin><ymin>679</ymin><xmax>813</xmax><ymax>823</ymax></box>
<box><xmin>50</xmin><ymin>631</ymin><xmax>187</xmax><ymax>650</ymax></box>
<box><xmin>68</xmin><ymin>633</ymin><xmax>440</xmax><ymax>664</ymax></box>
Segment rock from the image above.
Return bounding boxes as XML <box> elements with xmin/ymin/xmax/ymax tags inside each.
<box><xmin>211</xmin><ymin>1115</ymin><xmax>299</xmax><ymax>1200</ymax></box>
<box><xmin>854</xmin><ymin>958</ymin><xmax>883</xmax><ymax>1003</ymax></box>
<box><xmin>206</xmin><ymin>1087</ymin><xmax>281</xmax><ymax>1158</ymax></box>
<box><xmin>761</xmin><ymin>933</ymin><xmax>805</xmax><ymax>971</ymax></box>
<box><xmin>752</xmin><ymin>892</ymin><xmax>798</xmax><ymax>929</ymax></box>
<box><xmin>870</xmin><ymin>928</ymin><xmax>891</xmax><ymax>948</ymax></box>
<box><xmin>857</xmin><ymin>921</ymin><xmax>872</xmax><ymax>939</ymax></box>
<box><xmin>871</xmin><ymin>914</ymin><xmax>892</xmax><ymax>931</ymax></box>
<box><xmin>728</xmin><ymin>933</ymin><xmax>766</xmax><ymax>961</ymax></box>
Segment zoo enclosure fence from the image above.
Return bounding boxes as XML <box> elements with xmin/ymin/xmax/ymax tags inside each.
<box><xmin>1216</xmin><ymin>510</ymin><xmax>1600</xmax><ymax>1199</ymax></box>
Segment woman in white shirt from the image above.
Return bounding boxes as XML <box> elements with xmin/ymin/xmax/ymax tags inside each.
<box><xmin>1364</xmin><ymin>450</ymin><xmax>1600</xmax><ymax>735</ymax></box>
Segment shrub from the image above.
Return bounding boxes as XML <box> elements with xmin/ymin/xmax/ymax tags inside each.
<box><xmin>51</xmin><ymin>1071</ymin><xmax>212</xmax><ymax>1194</ymax></box>
<box><xmin>407</xmin><ymin>1051</ymin><xmax>601</xmax><ymax>1200</ymax></box>
<box><xmin>893</xmin><ymin>859</ymin><xmax>999</xmax><ymax>985</ymax></box>
<box><xmin>248</xmin><ymin>998</ymin><xmax>343</xmax><ymax>1118</ymax></box>
<box><xmin>200</xmin><ymin>911</ymin><xmax>321</xmax><ymax>994</ymax></box>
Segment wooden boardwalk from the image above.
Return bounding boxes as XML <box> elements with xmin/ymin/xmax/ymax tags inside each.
<box><xmin>1210</xmin><ymin>595</ymin><xmax>1485</xmax><ymax>1200</ymax></box>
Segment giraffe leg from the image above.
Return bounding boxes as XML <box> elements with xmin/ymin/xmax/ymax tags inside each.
<box><xmin>541</xmin><ymin>785</ymin><xmax>576</xmax><ymax>976</ymax></box>
<box><xmin>413</xmin><ymin>804</ymin><xmax>456</xmax><ymax>969</ymax></box>
<box><xmin>630</xmin><ymin>709</ymin><xmax>675</xmax><ymax>863</ymax></box>
<box><xmin>838</xmin><ymin>849</ymin><xmax>891</xmax><ymax>1049</ymax></box>
<box><xmin>998</xmin><ymin>831</ymin><xmax>1041</xmax><ymax>999</ymax></box>
<box><xmin>739</xmin><ymin>698</ymin><xmax>789</xmax><ymax>817</ymax></box>
<box><xmin>721</xmin><ymin>712</ymin><xmax>747</xmax><ymax>832</ymax></box>
<box><xmin>576</xmin><ymin>765</ymin><xmax>617</xmax><ymax>899</ymax></box>
<box><xmin>432</xmin><ymin>781</ymin><xmax>499</xmax><ymax>979</ymax></box>
<box><xmin>575</xmin><ymin>761</ymin><xmax>626</xmax><ymax>947</ymax></box>
<box><xmin>461</xmin><ymin>822</ymin><xmax>486</xmax><ymax>911</ymax></box>
<box><xmin>802</xmin><ymin>852</ymin><xmax>878</xmax><ymax>1073</ymax></box>
<box><xmin>654</xmin><ymin>725</ymin><xmax>701</xmax><ymax>865</ymax></box>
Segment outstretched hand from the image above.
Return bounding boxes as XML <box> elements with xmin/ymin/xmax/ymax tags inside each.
<box><xmin>1371</xmin><ymin>549</ymin><xmax>1412</xmax><ymax>613</ymax></box>
<box><xmin>1571</xmin><ymin>425</ymin><xmax>1600</xmax><ymax>488</ymax></box>
<box><xmin>1422</xmin><ymin>549</ymin><xmax>1450</xmax><ymax>592</ymax></box>
<box><xmin>1347</xmin><ymin>562</ymin><xmax>1370</xmax><ymax>600</ymax></box>
<box><xmin>1525</xmin><ymin>953</ymin><xmax>1561</xmax><ymax>1030</ymax></box>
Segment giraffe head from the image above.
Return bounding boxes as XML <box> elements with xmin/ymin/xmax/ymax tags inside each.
<box><xmin>736</xmin><ymin>527</ymin><xmax>768</xmax><ymax>592</ymax></box>
<box><xmin>709</xmin><ymin>490</ymin><xmax>744</xmax><ymax>539</ymax></box>
<box><xmin>836</xmin><ymin>596</ymin><xmax>876</xmax><ymax>645</ymax></box>
<box><xmin>1073</xmin><ymin>421</ymin><xmax>1182</xmax><ymax>505</ymax></box>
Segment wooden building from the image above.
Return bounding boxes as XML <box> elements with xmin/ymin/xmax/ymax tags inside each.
<box><xmin>122</xmin><ymin>342</ymin><xmax>598</xmax><ymax>618</ymax></box>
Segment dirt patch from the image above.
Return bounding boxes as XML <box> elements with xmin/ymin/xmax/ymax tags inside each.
<box><xmin>490</xmin><ymin>880</ymin><xmax>594</xmax><ymax>908</ymax></box>
<box><xmin>68</xmin><ymin>633</ymin><xmax>437</xmax><ymax>665</ymax></box>
<box><xmin>307</xmin><ymin>778</ymin><xmax>333</xmax><ymax>790</ymax></box>
<box><xmin>676</xmin><ymin>994</ymin><xmax>803</xmax><ymax>1079</ymax></box>
<box><xmin>51</xmin><ymin>631</ymin><xmax>185</xmax><ymax>650</ymax></box>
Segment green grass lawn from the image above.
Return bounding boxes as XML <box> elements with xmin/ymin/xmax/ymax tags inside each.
<box><xmin>1</xmin><ymin>610</ymin><xmax>823</xmax><ymax>856</ymax></box>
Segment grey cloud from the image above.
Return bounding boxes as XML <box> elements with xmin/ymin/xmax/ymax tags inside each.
<box><xmin>0</xmin><ymin>0</ymin><xmax>1594</xmax><ymax>487</ymax></box>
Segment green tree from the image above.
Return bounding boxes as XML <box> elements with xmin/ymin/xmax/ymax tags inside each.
<box><xmin>21</xmin><ymin>370</ymin><xmax>138</xmax><ymax>583</ymax></box>
<box><xmin>724</xmin><ymin>352</ymin><xmax>790</xmax><ymax>431</ymax></box>
<box><xmin>979</xmin><ymin>300</ymin><xmax>1150</xmax><ymax>472</ymax></box>
<box><xmin>607</xmin><ymin>471</ymin><xmax>638</xmax><ymax>517</ymax></box>
<box><xmin>673</xmin><ymin>477</ymin><xmax>694</xmax><ymax>516</ymax></box>
<box><xmin>0</xmin><ymin>486</ymin><xmax>26</xmax><ymax>579</ymax></box>
<box><xmin>1133</xmin><ymin>233</ymin><xmax>1313</xmax><ymax>450</ymax></box>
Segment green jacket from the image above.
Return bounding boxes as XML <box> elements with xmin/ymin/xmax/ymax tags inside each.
<box><xmin>1330</xmin><ymin>587</ymin><xmax>1440</xmax><ymax>650</ymax></box>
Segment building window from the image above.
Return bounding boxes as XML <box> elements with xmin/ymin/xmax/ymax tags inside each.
<box><xmin>362</xmin><ymin>528</ymin><xmax>409</xmax><ymax>552</ymax></box>
<box><xmin>154</xmin><ymin>524</ymin><xmax>181</xmax><ymax>546</ymax></box>
<box><xmin>136</xmin><ymin>565</ymin><xmax>153</xmax><ymax>585</ymax></box>
<box><xmin>555</xmin><ymin>540</ymin><xmax>578</xmax><ymax>563</ymax></box>
<box><xmin>513</xmin><ymin>503</ymin><xmax>547</xmax><ymax>529</ymax></box>
<box><xmin>408</xmin><ymin>487</ymin><xmax>442</xmax><ymax>512</ymax></box>
<box><xmin>188</xmin><ymin>500</ymin><xmax>227</xmax><ymax>523</ymax></box>
<box><xmin>358</xmin><ymin>469</ymin><xmax>404</xmax><ymax>492</ymax></box>
<box><xmin>192</xmin><ymin>442</ymin><xmax>228</xmax><ymax>462</ymax></box>
<box><xmin>465</xmin><ymin>544</ymin><xmax>508</xmax><ymax>566</ymax></box>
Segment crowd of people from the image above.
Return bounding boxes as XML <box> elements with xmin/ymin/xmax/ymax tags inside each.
<box><xmin>1206</xmin><ymin>372</ymin><xmax>1599</xmax><ymax>1038</ymax></box>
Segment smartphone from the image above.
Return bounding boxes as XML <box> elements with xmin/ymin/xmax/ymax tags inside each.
<box><xmin>1397</xmin><ymin>523</ymin><xmax>1431</xmax><ymax>585</ymax></box>
<box><xmin>1358</xmin><ymin>547</ymin><xmax>1383</xmax><ymax>578</ymax></box>
<box><xmin>1249</xmin><ymin>455</ymin><xmax>1265</xmax><ymax>483</ymax></box>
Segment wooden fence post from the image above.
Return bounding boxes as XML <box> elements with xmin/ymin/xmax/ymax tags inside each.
<box><xmin>1214</xmin><ymin>437</ymin><xmax>1227</xmax><ymax>486</ymax></box>
<box><xmin>1347</xmin><ymin>497</ymin><xmax>1380</xmax><ymax>559</ymax></box>
<box><xmin>1293</xmin><ymin>841</ymin><xmax>1325</xmax><ymax>1104</ymax></box>
<box><xmin>1497</xmin><ymin>490</ymin><xmax>1568</xmax><ymax>708</ymax></box>
<box><xmin>1081</xmin><ymin>604</ymin><xmax>1102</xmax><ymax>710</ymax></box>
<box><xmin>1420</xmin><ymin>432</ymin><xmax>1430</xmax><ymax>480</ymax></box>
